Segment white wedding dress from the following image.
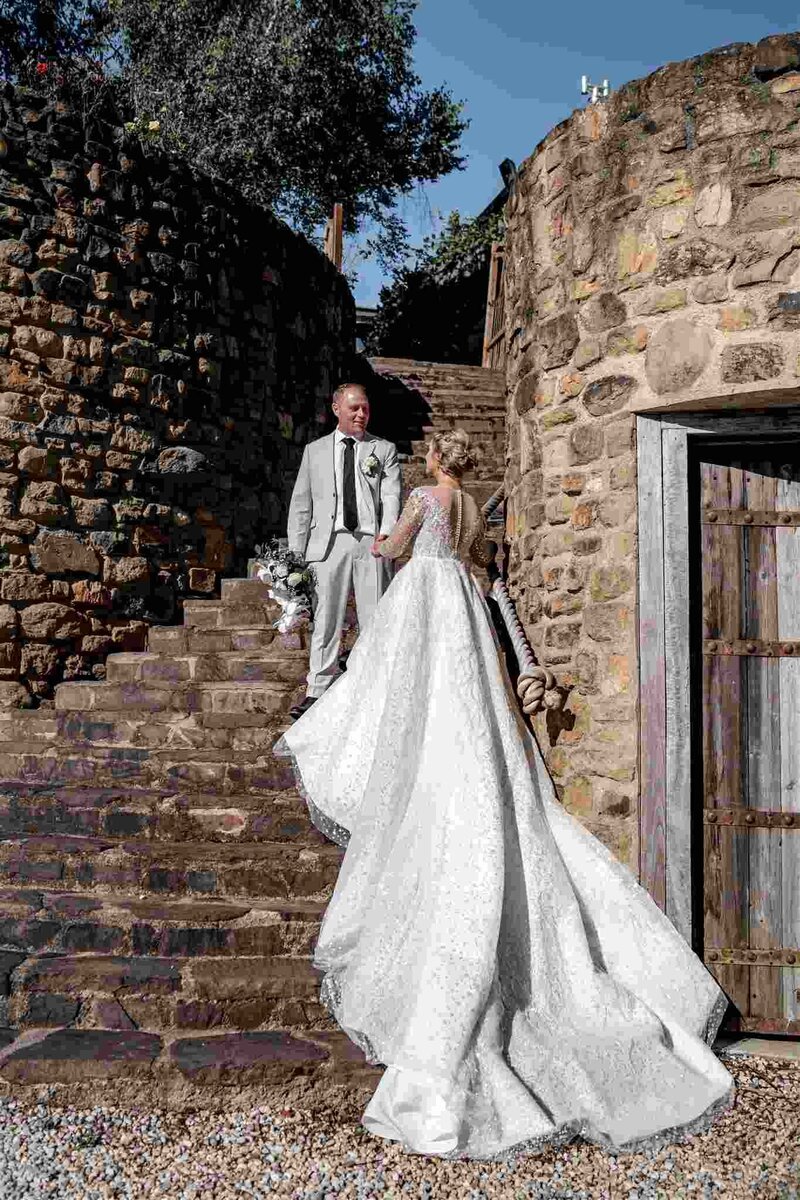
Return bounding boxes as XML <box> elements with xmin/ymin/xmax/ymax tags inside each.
<box><xmin>273</xmin><ymin>485</ymin><xmax>734</xmax><ymax>1161</ymax></box>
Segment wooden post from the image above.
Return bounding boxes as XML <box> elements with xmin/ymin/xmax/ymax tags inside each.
<box><xmin>324</xmin><ymin>203</ymin><xmax>344</xmax><ymax>270</ymax></box>
<box><xmin>482</xmin><ymin>242</ymin><xmax>505</xmax><ymax>368</ymax></box>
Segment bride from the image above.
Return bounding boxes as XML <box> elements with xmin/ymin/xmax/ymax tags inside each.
<box><xmin>273</xmin><ymin>428</ymin><xmax>735</xmax><ymax>1161</ymax></box>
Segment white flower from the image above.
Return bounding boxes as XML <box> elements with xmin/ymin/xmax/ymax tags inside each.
<box><xmin>274</xmin><ymin>563</ymin><xmax>289</xmax><ymax>579</ymax></box>
<box><xmin>287</xmin><ymin>571</ymin><xmax>304</xmax><ymax>588</ymax></box>
<box><xmin>147</xmin><ymin>120</ymin><xmax>161</xmax><ymax>132</ymax></box>
<box><xmin>362</xmin><ymin>452</ymin><xmax>380</xmax><ymax>478</ymax></box>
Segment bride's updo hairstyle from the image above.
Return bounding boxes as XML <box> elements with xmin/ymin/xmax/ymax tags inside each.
<box><xmin>430</xmin><ymin>429</ymin><xmax>476</xmax><ymax>479</ymax></box>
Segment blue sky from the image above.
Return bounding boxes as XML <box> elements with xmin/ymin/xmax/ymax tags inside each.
<box><xmin>347</xmin><ymin>0</ymin><xmax>799</xmax><ymax>307</ymax></box>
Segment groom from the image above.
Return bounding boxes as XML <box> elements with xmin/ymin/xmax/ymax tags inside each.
<box><xmin>286</xmin><ymin>382</ymin><xmax>402</xmax><ymax>719</ymax></box>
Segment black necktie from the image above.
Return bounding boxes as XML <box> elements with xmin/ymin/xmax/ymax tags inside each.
<box><xmin>342</xmin><ymin>437</ymin><xmax>358</xmax><ymax>531</ymax></box>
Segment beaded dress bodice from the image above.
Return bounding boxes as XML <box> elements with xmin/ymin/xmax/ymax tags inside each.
<box><xmin>378</xmin><ymin>486</ymin><xmax>496</xmax><ymax>566</ymax></box>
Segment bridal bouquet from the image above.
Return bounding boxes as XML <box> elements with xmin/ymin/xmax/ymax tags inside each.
<box><xmin>252</xmin><ymin>540</ymin><xmax>316</xmax><ymax>633</ymax></box>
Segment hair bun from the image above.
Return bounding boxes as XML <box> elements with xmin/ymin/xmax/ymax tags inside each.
<box><xmin>430</xmin><ymin>428</ymin><xmax>476</xmax><ymax>478</ymax></box>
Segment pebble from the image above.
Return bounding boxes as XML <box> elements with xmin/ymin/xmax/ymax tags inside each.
<box><xmin>0</xmin><ymin>1055</ymin><xmax>797</xmax><ymax>1198</ymax></box>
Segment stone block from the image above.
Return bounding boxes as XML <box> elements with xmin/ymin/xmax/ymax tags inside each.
<box><xmin>721</xmin><ymin>342</ymin><xmax>784</xmax><ymax>382</ymax></box>
<box><xmin>574</xmin><ymin>339</ymin><xmax>602</xmax><ymax>369</ymax></box>
<box><xmin>655</xmin><ymin>239</ymin><xmax>734</xmax><ymax>283</ymax></box>
<box><xmin>580</xmin><ymin>292</ymin><xmax>627</xmax><ymax>334</ymax></box>
<box><xmin>645</xmin><ymin>318</ymin><xmax>713</xmax><ymax>394</ymax></box>
<box><xmin>539</xmin><ymin>313</ymin><xmax>579</xmax><ymax>368</ymax></box>
<box><xmin>169</xmin><ymin>1030</ymin><xmax>327</xmax><ymax>1079</ymax></box>
<box><xmin>738</xmin><ymin>184</ymin><xmax>800</xmax><ymax>231</ymax></box>
<box><xmin>661</xmin><ymin>206</ymin><xmax>689</xmax><ymax>239</ymax></box>
<box><xmin>0</xmin><ymin>605</ymin><xmax>17</xmax><ymax>640</ymax></box>
<box><xmin>543</xmin><ymin>620</ymin><xmax>582</xmax><ymax>651</ymax></box>
<box><xmin>616</xmin><ymin>229</ymin><xmax>658</xmax><ymax>283</ymax></box>
<box><xmin>0</xmin><ymin>240</ymin><xmax>34</xmax><ymax>269</ymax></box>
<box><xmin>19</xmin><ymin>603</ymin><xmax>87</xmax><ymax>640</ymax></box>
<box><xmin>694</xmin><ymin>182</ymin><xmax>732</xmax><ymax>227</ymax></box>
<box><xmin>636</xmin><ymin>287</ymin><xmax>687</xmax><ymax>315</ymax></box>
<box><xmin>753</xmin><ymin>34</ymin><xmax>800</xmax><ymax>78</ymax></box>
<box><xmin>0</xmin><ymin>1029</ymin><xmax>162</xmax><ymax>1082</ymax></box>
<box><xmin>693</xmin><ymin>273</ymin><xmax>729</xmax><ymax>304</ymax></box>
<box><xmin>582</xmin><ymin>375</ymin><xmax>636</xmax><ymax>417</ymax></box>
<box><xmin>19</xmin><ymin>482</ymin><xmax>68</xmax><ymax>525</ymax></box>
<box><xmin>648</xmin><ymin>170</ymin><xmax>693</xmax><ymax>208</ymax></box>
<box><xmin>102</xmin><ymin>557</ymin><xmax>151</xmax><ymax>587</ymax></box>
<box><xmin>605</xmin><ymin>326</ymin><xmax>648</xmax><ymax>356</ymax></box>
<box><xmin>20</xmin><ymin>644</ymin><xmax>60</xmax><ymax>678</ymax></box>
<box><xmin>559</xmin><ymin>372</ymin><xmax>585</xmax><ymax>397</ymax></box>
<box><xmin>30</xmin><ymin>530</ymin><xmax>100</xmax><ymax>576</ymax></box>
<box><xmin>562</xmin><ymin>775</ymin><xmax>593</xmax><ymax>816</ymax></box>
<box><xmin>0</xmin><ymin>572</ymin><xmax>52</xmax><ymax>602</ymax></box>
<box><xmin>70</xmin><ymin>497</ymin><xmax>112</xmax><ymax>528</ymax></box>
<box><xmin>582</xmin><ymin>597</ymin><xmax>633</xmax><ymax>638</ymax></box>
<box><xmin>541</xmin><ymin>409</ymin><xmax>577</xmax><ymax>430</ymax></box>
<box><xmin>771</xmin><ymin>71</ymin><xmax>800</xmax><ymax>93</ymax></box>
<box><xmin>569</xmin><ymin>423</ymin><xmax>604</xmax><ymax>465</ymax></box>
<box><xmin>718</xmin><ymin>306</ymin><xmax>757</xmax><ymax>332</ymax></box>
<box><xmin>189</xmin><ymin>568</ymin><xmax>216</xmax><ymax>593</ymax></box>
<box><xmin>589</xmin><ymin>564</ymin><xmax>633</xmax><ymax>602</ymax></box>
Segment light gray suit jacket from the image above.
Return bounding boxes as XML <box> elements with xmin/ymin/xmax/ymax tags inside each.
<box><xmin>287</xmin><ymin>431</ymin><xmax>402</xmax><ymax>562</ymax></box>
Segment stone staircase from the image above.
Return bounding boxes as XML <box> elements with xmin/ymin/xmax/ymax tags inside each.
<box><xmin>368</xmin><ymin>357</ymin><xmax>507</xmax><ymax>507</ymax></box>
<box><xmin>0</xmin><ymin>578</ymin><xmax>382</xmax><ymax>1112</ymax></box>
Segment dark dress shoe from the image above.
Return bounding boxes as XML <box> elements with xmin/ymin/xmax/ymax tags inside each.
<box><xmin>289</xmin><ymin>695</ymin><xmax>318</xmax><ymax>721</ymax></box>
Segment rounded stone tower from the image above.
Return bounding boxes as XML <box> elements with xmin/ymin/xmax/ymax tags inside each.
<box><xmin>502</xmin><ymin>33</ymin><xmax>800</xmax><ymax>875</ymax></box>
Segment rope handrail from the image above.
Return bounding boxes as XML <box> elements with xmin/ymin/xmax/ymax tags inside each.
<box><xmin>480</xmin><ymin>486</ymin><xmax>560</xmax><ymax>716</ymax></box>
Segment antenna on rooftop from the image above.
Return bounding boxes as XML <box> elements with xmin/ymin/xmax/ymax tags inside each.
<box><xmin>581</xmin><ymin>75</ymin><xmax>610</xmax><ymax>104</ymax></box>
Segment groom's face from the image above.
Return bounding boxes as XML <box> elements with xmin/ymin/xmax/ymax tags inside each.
<box><xmin>332</xmin><ymin>388</ymin><xmax>370</xmax><ymax>438</ymax></box>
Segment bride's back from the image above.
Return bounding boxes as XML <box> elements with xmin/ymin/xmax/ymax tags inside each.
<box><xmin>411</xmin><ymin>486</ymin><xmax>483</xmax><ymax>560</ymax></box>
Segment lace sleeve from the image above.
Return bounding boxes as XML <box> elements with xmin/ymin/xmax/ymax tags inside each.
<box><xmin>469</xmin><ymin>512</ymin><xmax>498</xmax><ymax>568</ymax></box>
<box><xmin>378</xmin><ymin>489</ymin><xmax>426</xmax><ymax>559</ymax></box>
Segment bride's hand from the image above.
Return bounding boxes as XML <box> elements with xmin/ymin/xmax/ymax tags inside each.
<box><xmin>370</xmin><ymin>536</ymin><xmax>386</xmax><ymax>558</ymax></box>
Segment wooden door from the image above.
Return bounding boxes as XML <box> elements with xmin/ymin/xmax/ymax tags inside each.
<box><xmin>698</xmin><ymin>445</ymin><xmax>800</xmax><ymax>1034</ymax></box>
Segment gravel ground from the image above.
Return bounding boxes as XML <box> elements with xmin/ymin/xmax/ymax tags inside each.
<box><xmin>0</xmin><ymin>1055</ymin><xmax>798</xmax><ymax>1200</ymax></box>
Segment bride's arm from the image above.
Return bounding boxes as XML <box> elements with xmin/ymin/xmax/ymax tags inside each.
<box><xmin>372</xmin><ymin>490</ymin><xmax>426</xmax><ymax>559</ymax></box>
<box><xmin>469</xmin><ymin>512</ymin><xmax>498</xmax><ymax>567</ymax></box>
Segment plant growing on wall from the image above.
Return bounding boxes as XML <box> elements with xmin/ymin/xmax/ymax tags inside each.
<box><xmin>0</xmin><ymin>0</ymin><xmax>119</xmax><ymax>103</ymax></box>
<box><xmin>366</xmin><ymin>208</ymin><xmax>504</xmax><ymax>364</ymax></box>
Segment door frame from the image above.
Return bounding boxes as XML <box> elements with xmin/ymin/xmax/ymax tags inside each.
<box><xmin>637</xmin><ymin>408</ymin><xmax>800</xmax><ymax>948</ymax></box>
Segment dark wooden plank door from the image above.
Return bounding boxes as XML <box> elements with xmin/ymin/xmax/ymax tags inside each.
<box><xmin>699</xmin><ymin>448</ymin><xmax>800</xmax><ymax>1035</ymax></box>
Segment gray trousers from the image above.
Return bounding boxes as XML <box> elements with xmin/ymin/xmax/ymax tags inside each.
<box><xmin>306</xmin><ymin>530</ymin><xmax>393</xmax><ymax>698</ymax></box>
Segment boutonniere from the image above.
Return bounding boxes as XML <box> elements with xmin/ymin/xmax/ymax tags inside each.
<box><xmin>361</xmin><ymin>451</ymin><xmax>381</xmax><ymax>479</ymax></box>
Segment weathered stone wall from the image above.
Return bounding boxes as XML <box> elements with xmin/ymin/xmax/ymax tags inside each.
<box><xmin>0</xmin><ymin>84</ymin><xmax>353</xmax><ymax>703</ymax></box>
<box><xmin>502</xmin><ymin>33</ymin><xmax>800</xmax><ymax>869</ymax></box>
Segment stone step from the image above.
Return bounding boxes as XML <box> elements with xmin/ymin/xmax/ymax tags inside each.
<box><xmin>54</xmin><ymin>679</ymin><xmax>298</xmax><ymax>715</ymax></box>
<box><xmin>55</xmin><ymin>710</ymin><xmax>292</xmax><ymax>750</ymax></box>
<box><xmin>0</xmin><ymin>783</ymin><xmax>323</xmax><ymax>844</ymax></box>
<box><xmin>105</xmin><ymin>651</ymin><xmax>308</xmax><ymax>686</ymax></box>
<box><xmin>182</xmin><ymin>601</ymin><xmax>310</xmax><ymax>633</ymax></box>
<box><xmin>0</xmin><ymin>888</ymin><xmax>324</xmax><ymax>967</ymax></box>
<box><xmin>370</xmin><ymin>356</ymin><xmax>504</xmax><ymax>381</ymax></box>
<box><xmin>0</xmin><ymin>1025</ymin><xmax>381</xmax><ymax>1111</ymax></box>
<box><xmin>0</xmin><ymin>834</ymin><xmax>344</xmax><ymax>900</ymax></box>
<box><xmin>0</xmin><ymin>746</ymin><xmax>297</xmax><ymax>795</ymax></box>
<box><xmin>411</xmin><ymin>389</ymin><xmax>507</xmax><ymax>405</ymax></box>
<box><xmin>147</xmin><ymin>625</ymin><xmax>288</xmax><ymax>655</ymax></box>
<box><xmin>219</xmin><ymin>578</ymin><xmax>280</xmax><ymax>606</ymax></box>
<box><xmin>4</xmin><ymin>952</ymin><xmax>333</xmax><ymax>1034</ymax></box>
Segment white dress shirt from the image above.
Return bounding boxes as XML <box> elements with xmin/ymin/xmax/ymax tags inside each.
<box><xmin>333</xmin><ymin>428</ymin><xmax>376</xmax><ymax>536</ymax></box>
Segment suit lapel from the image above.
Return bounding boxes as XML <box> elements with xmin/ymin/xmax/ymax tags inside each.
<box><xmin>362</xmin><ymin>433</ymin><xmax>379</xmax><ymax>521</ymax></box>
<box><xmin>327</xmin><ymin>432</ymin><xmax>337</xmax><ymax>506</ymax></box>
